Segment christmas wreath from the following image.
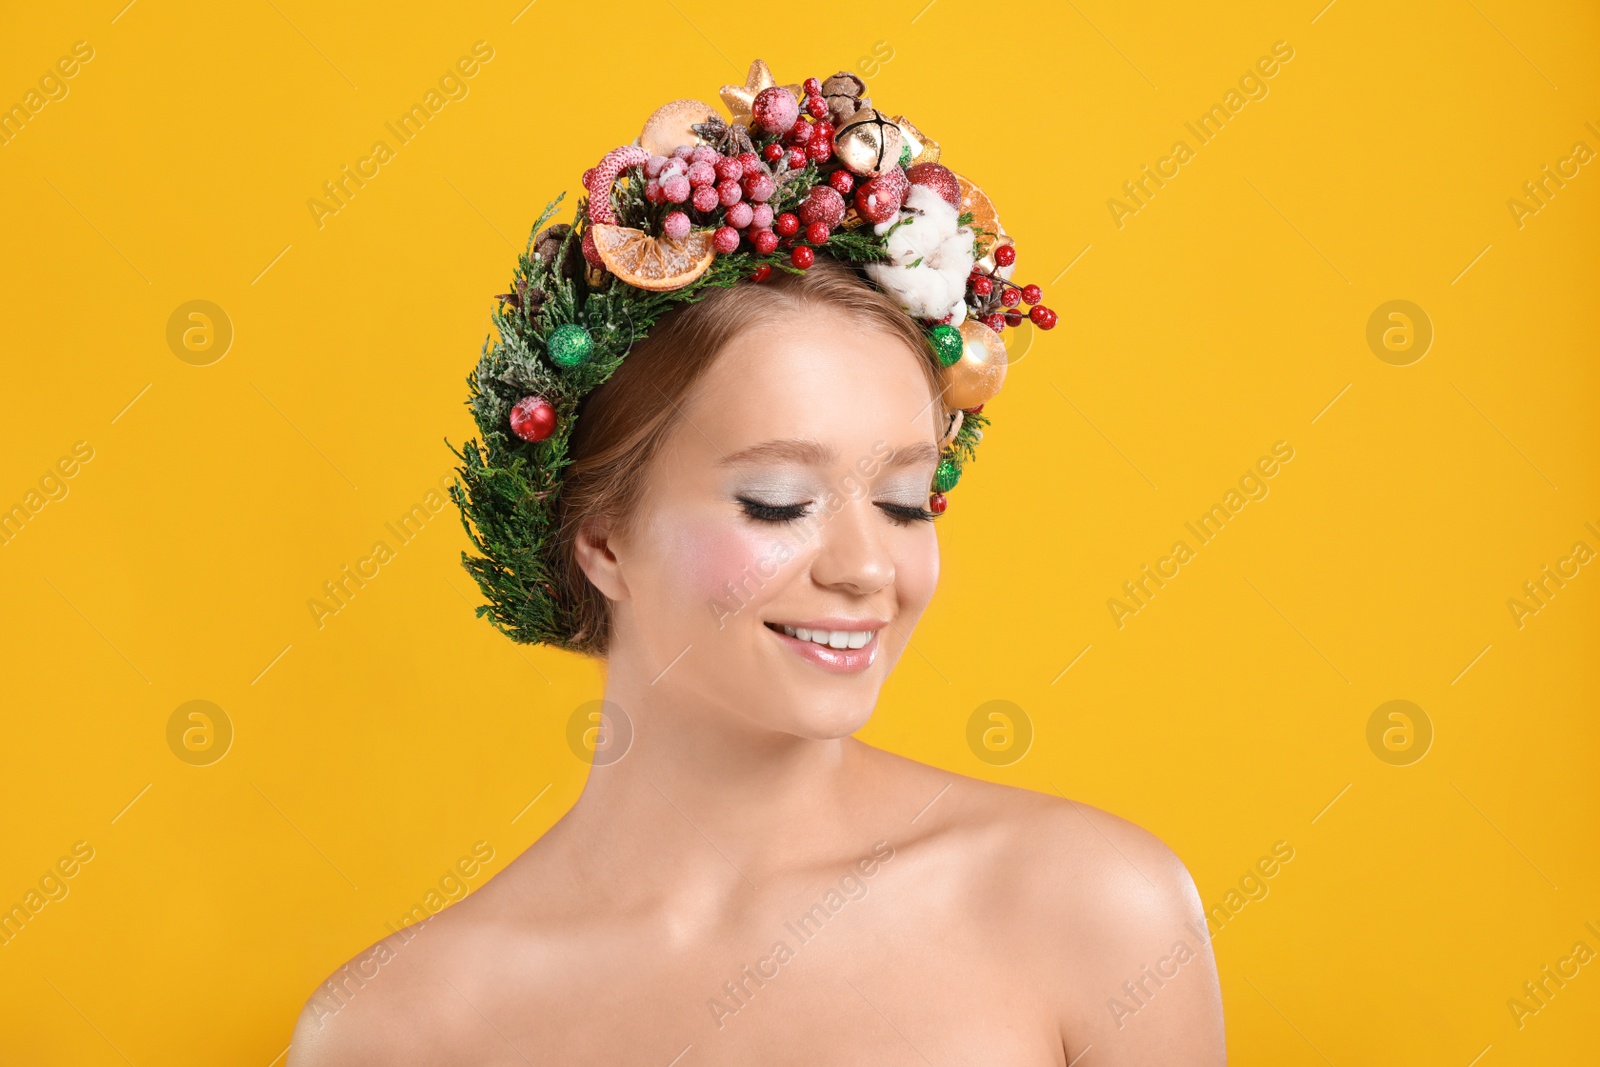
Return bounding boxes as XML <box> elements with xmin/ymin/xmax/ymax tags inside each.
<box><xmin>450</xmin><ymin>60</ymin><xmax>1056</xmax><ymax>649</ymax></box>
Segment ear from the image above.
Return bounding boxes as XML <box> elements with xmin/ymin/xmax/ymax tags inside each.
<box><xmin>571</xmin><ymin>517</ymin><xmax>629</xmax><ymax>603</ymax></box>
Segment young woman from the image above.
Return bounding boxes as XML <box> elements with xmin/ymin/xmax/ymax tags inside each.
<box><xmin>290</xmin><ymin>66</ymin><xmax>1225</xmax><ymax>1066</ymax></box>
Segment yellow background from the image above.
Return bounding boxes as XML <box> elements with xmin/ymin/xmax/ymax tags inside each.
<box><xmin>2</xmin><ymin>0</ymin><xmax>1597</xmax><ymax>1062</ymax></box>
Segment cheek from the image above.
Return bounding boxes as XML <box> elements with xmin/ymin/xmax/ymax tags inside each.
<box><xmin>677</xmin><ymin>520</ymin><xmax>795</xmax><ymax>612</ymax></box>
<box><xmin>895</xmin><ymin>530</ymin><xmax>941</xmax><ymax>608</ymax></box>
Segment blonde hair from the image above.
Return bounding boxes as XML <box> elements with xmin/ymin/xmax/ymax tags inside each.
<box><xmin>554</xmin><ymin>257</ymin><xmax>943</xmax><ymax>657</ymax></box>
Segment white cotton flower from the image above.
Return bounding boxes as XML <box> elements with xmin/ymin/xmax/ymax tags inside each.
<box><xmin>865</xmin><ymin>184</ymin><xmax>976</xmax><ymax>324</ymax></box>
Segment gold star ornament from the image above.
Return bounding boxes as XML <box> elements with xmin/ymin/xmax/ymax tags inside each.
<box><xmin>720</xmin><ymin>59</ymin><xmax>804</xmax><ymax>124</ymax></box>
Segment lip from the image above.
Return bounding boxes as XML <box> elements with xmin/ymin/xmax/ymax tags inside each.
<box><xmin>764</xmin><ymin>619</ymin><xmax>885</xmax><ymax>674</ymax></box>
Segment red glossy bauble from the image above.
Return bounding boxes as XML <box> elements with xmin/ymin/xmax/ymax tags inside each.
<box><xmin>509</xmin><ymin>396</ymin><xmax>557</xmax><ymax>442</ymax></box>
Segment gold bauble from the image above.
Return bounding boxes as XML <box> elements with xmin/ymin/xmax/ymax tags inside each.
<box><xmin>941</xmin><ymin>320</ymin><xmax>1008</xmax><ymax>409</ymax></box>
<box><xmin>833</xmin><ymin>108</ymin><xmax>904</xmax><ymax>176</ymax></box>
<box><xmin>640</xmin><ymin>99</ymin><xmax>720</xmax><ymax>156</ymax></box>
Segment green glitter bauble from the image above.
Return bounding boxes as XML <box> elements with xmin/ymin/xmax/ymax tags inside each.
<box><xmin>547</xmin><ymin>323</ymin><xmax>592</xmax><ymax>368</ymax></box>
<box><xmin>929</xmin><ymin>324</ymin><xmax>963</xmax><ymax>367</ymax></box>
<box><xmin>898</xmin><ymin>143</ymin><xmax>913</xmax><ymax>167</ymax></box>
<box><xmin>933</xmin><ymin>457</ymin><xmax>962</xmax><ymax>493</ymax></box>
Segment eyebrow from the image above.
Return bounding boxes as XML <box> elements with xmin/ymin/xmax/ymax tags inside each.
<box><xmin>717</xmin><ymin>438</ymin><xmax>940</xmax><ymax>469</ymax></box>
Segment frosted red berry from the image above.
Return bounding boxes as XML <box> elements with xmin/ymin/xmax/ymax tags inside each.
<box><xmin>752</xmin><ymin>264</ymin><xmax>773</xmax><ymax>282</ymax></box>
<box><xmin>713</xmin><ymin>226</ymin><xmax>740</xmax><ymax>254</ymax></box>
<box><xmin>803</xmin><ymin>77</ymin><xmax>822</xmax><ymax>96</ymax></box>
<box><xmin>828</xmin><ymin>170</ymin><xmax>855</xmax><ymax>195</ymax></box>
<box><xmin>994</xmin><ymin>243</ymin><xmax>1016</xmax><ymax>267</ymax></box>
<box><xmin>662</xmin><ymin>211</ymin><xmax>690</xmax><ymax>240</ymax></box>
<box><xmin>742</xmin><ymin>174</ymin><xmax>776</xmax><ymax>202</ymax></box>
<box><xmin>1000</xmin><ymin>287</ymin><xmax>1021</xmax><ymax>308</ymax></box>
<box><xmin>791</xmin><ymin>245</ymin><xmax>815</xmax><ymax>268</ymax></box>
<box><xmin>971</xmin><ymin>276</ymin><xmax>993</xmax><ymax>297</ymax></box>
<box><xmin>763</xmin><ymin>143</ymin><xmax>785</xmax><ymax>162</ymax></box>
<box><xmin>1021</xmin><ymin>284</ymin><xmax>1042</xmax><ymax>305</ymax></box>
<box><xmin>752</xmin><ymin>228</ymin><xmax>779</xmax><ymax>254</ymax></box>
<box><xmin>692</xmin><ymin>185</ymin><xmax>719</xmax><ymax>212</ymax></box>
<box><xmin>1030</xmin><ymin>305</ymin><xmax>1058</xmax><ymax>329</ymax></box>
<box><xmin>983</xmin><ymin>313</ymin><xmax>1006</xmax><ymax>332</ymax></box>
<box><xmin>775</xmin><ymin>212</ymin><xmax>800</xmax><ymax>237</ymax></box>
<box><xmin>805</xmin><ymin>221</ymin><xmax>830</xmax><ymax>245</ymax></box>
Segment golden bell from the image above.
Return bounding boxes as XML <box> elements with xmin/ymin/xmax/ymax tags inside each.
<box><xmin>833</xmin><ymin>108</ymin><xmax>904</xmax><ymax>176</ymax></box>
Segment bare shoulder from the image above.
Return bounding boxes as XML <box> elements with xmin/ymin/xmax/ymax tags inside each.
<box><xmin>860</xmin><ymin>746</ymin><xmax>1224</xmax><ymax>1062</ymax></box>
<box><xmin>286</xmin><ymin>891</ymin><xmax>525</xmax><ymax>1067</ymax></box>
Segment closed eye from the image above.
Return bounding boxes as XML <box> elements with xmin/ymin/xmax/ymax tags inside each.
<box><xmin>737</xmin><ymin>497</ymin><xmax>939</xmax><ymax>526</ymax></box>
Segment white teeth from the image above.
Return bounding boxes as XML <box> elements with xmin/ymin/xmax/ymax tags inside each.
<box><xmin>776</xmin><ymin>624</ymin><xmax>874</xmax><ymax>649</ymax></box>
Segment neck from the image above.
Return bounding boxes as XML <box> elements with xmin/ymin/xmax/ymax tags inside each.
<box><xmin>551</xmin><ymin>637</ymin><xmax>867</xmax><ymax>900</ymax></box>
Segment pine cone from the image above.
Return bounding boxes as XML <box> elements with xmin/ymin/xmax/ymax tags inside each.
<box><xmin>533</xmin><ymin>223</ymin><xmax>584</xmax><ymax>282</ymax></box>
<box><xmin>822</xmin><ymin>72</ymin><xmax>869</xmax><ymax>124</ymax></box>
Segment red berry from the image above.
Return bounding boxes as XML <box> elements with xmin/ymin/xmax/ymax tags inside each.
<box><xmin>687</xmin><ymin>160</ymin><xmax>715</xmax><ymax>187</ymax></box>
<box><xmin>994</xmin><ymin>243</ymin><xmax>1016</xmax><ymax>267</ymax></box>
<box><xmin>1000</xmin><ymin>287</ymin><xmax>1021</xmax><ymax>308</ymax></box>
<box><xmin>644</xmin><ymin>179</ymin><xmax>664</xmax><ymax>204</ymax></box>
<box><xmin>805</xmin><ymin>221</ymin><xmax>830</xmax><ymax>245</ymax></box>
<box><xmin>738</xmin><ymin>151</ymin><xmax>763</xmax><ymax>177</ymax></box>
<box><xmin>812</xmin><ymin>121</ymin><xmax>834</xmax><ymax>143</ymax></box>
<box><xmin>742</xmin><ymin>173</ymin><xmax>776</xmax><ymax>202</ymax></box>
<box><xmin>791</xmin><ymin>245</ymin><xmax>815</xmax><ymax>268</ymax></box>
<box><xmin>661</xmin><ymin>175</ymin><xmax>690</xmax><ymax>203</ymax></box>
<box><xmin>752</xmin><ymin>228</ymin><xmax>779</xmax><ymax>254</ymax></box>
<box><xmin>692</xmin><ymin>185</ymin><xmax>718</xmax><ymax>212</ymax></box>
<box><xmin>717</xmin><ymin>179</ymin><xmax>743</xmax><ymax>207</ymax></box>
<box><xmin>828</xmin><ymin>170</ymin><xmax>855</xmax><ymax>195</ymax></box>
<box><xmin>1030</xmin><ymin>305</ymin><xmax>1058</xmax><ymax>330</ymax></box>
<box><xmin>662</xmin><ymin>211</ymin><xmax>690</xmax><ymax>240</ymax></box>
<box><xmin>807</xmin><ymin>139</ymin><xmax>832</xmax><ymax>162</ymax></box>
<box><xmin>1005</xmin><ymin>312</ymin><xmax>1023</xmax><ymax>327</ymax></box>
<box><xmin>714</xmin><ymin>156</ymin><xmax>742</xmax><ymax>182</ymax></box>
<box><xmin>509</xmin><ymin>396</ymin><xmax>557</xmax><ymax>442</ymax></box>
<box><xmin>787</xmin><ymin>147</ymin><xmax>807</xmax><ymax>170</ymax></box>
<box><xmin>803</xmin><ymin>77</ymin><xmax>822</xmax><ymax>96</ymax></box>
<box><xmin>752</xmin><ymin>264</ymin><xmax>772</xmax><ymax>282</ymax></box>
<box><xmin>928</xmin><ymin>492</ymin><xmax>948</xmax><ymax>515</ymax></box>
<box><xmin>1021</xmin><ymin>284</ymin><xmax>1042</xmax><ymax>305</ymax></box>
<box><xmin>775</xmin><ymin>213</ymin><xmax>800</xmax><ymax>237</ymax></box>
<box><xmin>763</xmin><ymin>142</ymin><xmax>785</xmax><ymax>162</ymax></box>
<box><xmin>983</xmin><ymin>313</ymin><xmax>1006</xmax><ymax>332</ymax></box>
<box><xmin>971</xmin><ymin>276</ymin><xmax>993</xmax><ymax>297</ymax></box>
<box><xmin>751</xmin><ymin>204</ymin><xmax>773</xmax><ymax>229</ymax></box>
<box><xmin>713</xmin><ymin>226</ymin><xmax>740</xmax><ymax>254</ymax></box>
<box><xmin>726</xmin><ymin>201</ymin><xmax>754</xmax><ymax>228</ymax></box>
<box><xmin>806</xmin><ymin>95</ymin><xmax>829</xmax><ymax>119</ymax></box>
<box><xmin>788</xmin><ymin>121</ymin><xmax>814</xmax><ymax>146</ymax></box>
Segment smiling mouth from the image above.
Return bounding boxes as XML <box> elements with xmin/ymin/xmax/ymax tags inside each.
<box><xmin>763</xmin><ymin>622</ymin><xmax>876</xmax><ymax>649</ymax></box>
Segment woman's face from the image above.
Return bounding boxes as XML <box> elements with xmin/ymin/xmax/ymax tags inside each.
<box><xmin>604</xmin><ymin>309</ymin><xmax>944</xmax><ymax>740</ymax></box>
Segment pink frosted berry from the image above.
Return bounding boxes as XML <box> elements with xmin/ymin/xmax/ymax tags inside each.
<box><xmin>717</xmin><ymin>179</ymin><xmax>743</xmax><ymax>207</ymax></box>
<box><xmin>644</xmin><ymin>179</ymin><xmax>664</xmax><ymax>204</ymax></box>
<box><xmin>786</xmin><ymin>147</ymin><xmax>807</xmax><ymax>170</ymax></box>
<box><xmin>691</xmin><ymin>145</ymin><xmax>719</xmax><ymax>165</ymax></box>
<box><xmin>662</xmin><ymin>175</ymin><xmax>690</xmax><ymax>203</ymax></box>
<box><xmin>751</xmin><ymin>203</ymin><xmax>773</xmax><ymax>229</ymax></box>
<box><xmin>671</xmin><ymin>145</ymin><xmax>694</xmax><ymax>160</ymax></box>
<box><xmin>726</xmin><ymin>201</ymin><xmax>754</xmax><ymax>228</ymax></box>
<box><xmin>662</xmin><ymin>211</ymin><xmax>691</xmax><ymax>240</ymax></box>
<box><xmin>714</xmin><ymin>156</ymin><xmax>742</xmax><ymax>183</ymax></box>
<box><xmin>713</xmin><ymin>226</ymin><xmax>740</xmax><ymax>253</ymax></box>
<box><xmin>742</xmin><ymin>173</ymin><xmax>776</xmax><ymax>203</ymax></box>
<box><xmin>692</xmin><ymin>184</ymin><xmax>719</xmax><ymax>212</ymax></box>
<box><xmin>687</xmin><ymin>160</ymin><xmax>716</xmax><ymax>187</ymax></box>
<box><xmin>644</xmin><ymin>155</ymin><xmax>669</xmax><ymax>178</ymax></box>
<box><xmin>738</xmin><ymin>151</ymin><xmax>763</xmax><ymax>177</ymax></box>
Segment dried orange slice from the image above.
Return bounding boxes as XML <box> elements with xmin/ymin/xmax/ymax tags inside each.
<box><xmin>590</xmin><ymin>223</ymin><xmax>717</xmax><ymax>291</ymax></box>
<box><xmin>955</xmin><ymin>173</ymin><xmax>1003</xmax><ymax>253</ymax></box>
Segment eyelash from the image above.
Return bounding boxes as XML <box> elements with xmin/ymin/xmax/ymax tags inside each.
<box><xmin>737</xmin><ymin>497</ymin><xmax>938</xmax><ymax>526</ymax></box>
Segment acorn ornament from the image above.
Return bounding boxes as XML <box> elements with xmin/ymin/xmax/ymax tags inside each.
<box><xmin>941</xmin><ymin>320</ymin><xmax>1008</xmax><ymax>409</ymax></box>
<box><xmin>509</xmin><ymin>396</ymin><xmax>557</xmax><ymax>442</ymax></box>
<box><xmin>833</xmin><ymin>108</ymin><xmax>904</xmax><ymax>176</ymax></box>
<box><xmin>821</xmin><ymin>71</ymin><xmax>869</xmax><ymax>123</ymax></box>
<box><xmin>547</xmin><ymin>322</ymin><xmax>593</xmax><ymax>368</ymax></box>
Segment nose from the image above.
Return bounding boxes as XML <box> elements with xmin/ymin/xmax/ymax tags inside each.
<box><xmin>806</xmin><ymin>494</ymin><xmax>895</xmax><ymax>596</ymax></box>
